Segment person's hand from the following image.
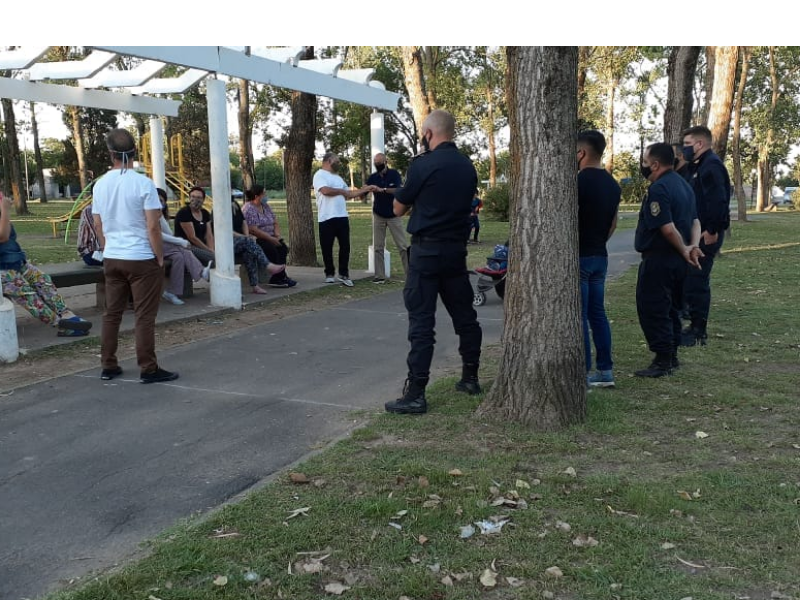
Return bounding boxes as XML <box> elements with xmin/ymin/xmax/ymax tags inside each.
<box><xmin>701</xmin><ymin>231</ymin><xmax>719</xmax><ymax>246</ymax></box>
<box><xmin>1</xmin><ymin>191</ymin><xmax>11</xmax><ymax>207</ymax></box>
<box><xmin>180</xmin><ymin>239</ymin><xmax>191</xmax><ymax>248</ymax></box>
<box><xmin>685</xmin><ymin>245</ymin><xmax>704</xmax><ymax>269</ymax></box>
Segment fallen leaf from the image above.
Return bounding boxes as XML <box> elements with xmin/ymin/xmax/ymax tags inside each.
<box><xmin>441</xmin><ymin>575</ymin><xmax>454</xmax><ymax>587</ymax></box>
<box><xmin>677</xmin><ymin>490</ymin><xmax>694</xmax><ymax>501</ymax></box>
<box><xmin>392</xmin><ymin>510</ymin><xmax>408</xmax><ymax>519</ymax></box>
<box><xmin>544</xmin><ymin>566</ymin><xmax>564</xmax><ymax>578</ymax></box>
<box><xmin>289</xmin><ymin>472</ymin><xmax>309</xmax><ymax>484</ymax></box>
<box><xmin>286</xmin><ymin>507</ymin><xmax>310</xmax><ymax>519</ymax></box>
<box><xmin>555</xmin><ymin>520</ymin><xmax>572</xmax><ymax>532</ymax></box>
<box><xmin>212</xmin><ymin>575</ymin><xmax>228</xmax><ymax>587</ymax></box>
<box><xmin>606</xmin><ymin>505</ymin><xmax>639</xmax><ymax>518</ymax></box>
<box><xmin>676</xmin><ymin>556</ymin><xmax>706</xmax><ymax>569</ymax></box>
<box><xmin>452</xmin><ymin>572</ymin><xmax>472</xmax><ymax>582</ymax></box>
<box><xmin>313</xmin><ymin>478</ymin><xmax>327</xmax><ymax>488</ymax></box>
<box><xmin>418</xmin><ymin>476</ymin><xmax>430</xmax><ymax>487</ymax></box>
<box><xmin>488</xmin><ymin>485</ymin><xmax>501</xmax><ymax>496</ymax></box>
<box><xmin>572</xmin><ymin>534</ymin><xmax>599</xmax><ymax>547</ymax></box>
<box><xmin>562</xmin><ymin>467</ymin><xmax>577</xmax><ymax>477</ymax></box>
<box><xmin>515</xmin><ymin>479</ymin><xmax>530</xmax><ymax>489</ymax></box>
<box><xmin>661</xmin><ymin>542</ymin><xmax>676</xmax><ymax>550</ymax></box>
<box><xmin>409</xmin><ymin>556</ymin><xmax>420</xmax><ymax>564</ymax></box>
<box><xmin>479</xmin><ymin>569</ymin><xmax>497</xmax><ymax>588</ymax></box>
<box><xmin>448</xmin><ymin>469</ymin><xmax>463</xmax><ymax>476</ymax></box>
<box><xmin>692</xmin><ymin>489</ymin><xmax>702</xmax><ymax>499</ymax></box>
<box><xmin>388</xmin><ymin>522</ymin><xmax>402</xmax><ymax>530</ymax></box>
<box><xmin>422</xmin><ymin>498</ymin><xmax>441</xmax><ymax>508</ymax></box>
<box><xmin>506</xmin><ymin>576</ymin><xmax>524</xmax><ymax>587</ymax></box>
<box><xmin>324</xmin><ymin>582</ymin><xmax>351</xmax><ymax>595</ymax></box>
<box><xmin>695</xmin><ymin>431</ymin><xmax>709</xmax><ymax>439</ymax></box>
<box><xmin>475</xmin><ymin>519</ymin><xmax>509</xmax><ymax>534</ymax></box>
<box><xmin>428</xmin><ymin>563</ymin><xmax>441</xmax><ymax>573</ymax></box>
<box><xmin>209</xmin><ymin>530</ymin><xmax>242</xmax><ymax>539</ymax></box>
<box><xmin>418</xmin><ymin>535</ymin><xmax>428</xmax><ymax>545</ymax></box>
<box><xmin>531</xmin><ymin>478</ymin><xmax>541</xmax><ymax>485</ymax></box>
<box><xmin>610</xmin><ymin>583</ymin><xmax>623</xmax><ymax>591</ymax></box>
<box><xmin>792</xmin><ymin>444</ymin><xmax>800</xmax><ymax>450</ymax></box>
<box><xmin>459</xmin><ymin>524</ymin><xmax>476</xmax><ymax>539</ymax></box>
<box><xmin>148</xmin><ymin>595</ymin><xmax>163</xmax><ymax>600</ymax></box>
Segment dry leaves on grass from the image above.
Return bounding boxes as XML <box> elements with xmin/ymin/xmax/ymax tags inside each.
<box><xmin>544</xmin><ymin>566</ymin><xmax>564</xmax><ymax>578</ymax></box>
<box><xmin>212</xmin><ymin>575</ymin><xmax>228</xmax><ymax>586</ymax></box>
<box><xmin>572</xmin><ymin>534</ymin><xmax>599</xmax><ymax>547</ymax></box>
<box><xmin>286</xmin><ymin>506</ymin><xmax>311</xmax><ymax>519</ymax></box>
<box><xmin>448</xmin><ymin>468</ymin><xmax>464</xmax><ymax>476</ymax></box>
<box><xmin>562</xmin><ymin>467</ymin><xmax>577</xmax><ymax>478</ymax></box>
<box><xmin>695</xmin><ymin>431</ymin><xmax>710</xmax><ymax>439</ymax></box>
<box><xmin>324</xmin><ymin>582</ymin><xmax>351</xmax><ymax>595</ymax></box>
<box><xmin>479</xmin><ymin>568</ymin><xmax>498</xmax><ymax>588</ymax></box>
<box><xmin>422</xmin><ymin>494</ymin><xmax>442</xmax><ymax>508</ymax></box>
<box><xmin>289</xmin><ymin>472</ymin><xmax>309</xmax><ymax>484</ymax></box>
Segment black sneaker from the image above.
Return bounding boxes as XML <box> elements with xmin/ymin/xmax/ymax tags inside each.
<box><xmin>140</xmin><ymin>368</ymin><xmax>179</xmax><ymax>384</ymax></box>
<box><xmin>385</xmin><ymin>378</ymin><xmax>428</xmax><ymax>414</ymax></box>
<box><xmin>634</xmin><ymin>359</ymin><xmax>673</xmax><ymax>378</ymax></box>
<box><xmin>100</xmin><ymin>366</ymin><xmax>123</xmax><ymax>380</ymax></box>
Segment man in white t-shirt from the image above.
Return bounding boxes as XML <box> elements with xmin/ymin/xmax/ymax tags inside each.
<box><xmin>92</xmin><ymin>129</ymin><xmax>178</xmax><ymax>384</ymax></box>
<box><xmin>313</xmin><ymin>152</ymin><xmax>374</xmax><ymax>286</ymax></box>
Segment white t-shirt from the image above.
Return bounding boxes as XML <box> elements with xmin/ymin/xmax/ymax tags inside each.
<box><xmin>92</xmin><ymin>169</ymin><xmax>161</xmax><ymax>260</ymax></box>
<box><xmin>313</xmin><ymin>169</ymin><xmax>349</xmax><ymax>223</ymax></box>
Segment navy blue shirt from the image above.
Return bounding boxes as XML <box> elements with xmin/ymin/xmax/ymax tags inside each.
<box><xmin>367</xmin><ymin>168</ymin><xmax>403</xmax><ymax>219</ymax></box>
<box><xmin>686</xmin><ymin>150</ymin><xmax>730</xmax><ymax>234</ymax></box>
<box><xmin>0</xmin><ymin>222</ymin><xmax>26</xmax><ymax>270</ymax></box>
<box><xmin>578</xmin><ymin>168</ymin><xmax>621</xmax><ymax>257</ymax></box>
<box><xmin>635</xmin><ymin>170</ymin><xmax>697</xmax><ymax>254</ymax></box>
<box><xmin>394</xmin><ymin>142</ymin><xmax>477</xmax><ymax>240</ymax></box>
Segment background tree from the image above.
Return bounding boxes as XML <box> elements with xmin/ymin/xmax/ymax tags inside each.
<box><xmin>0</xmin><ymin>96</ymin><xmax>26</xmax><ymax>214</ymax></box>
<box><xmin>593</xmin><ymin>46</ymin><xmax>637</xmax><ymax>173</ymax></box>
<box><xmin>237</xmin><ymin>47</ymin><xmax>256</xmax><ymax>191</ymax></box>
<box><xmin>663</xmin><ymin>46</ymin><xmax>701</xmax><ymax>143</ymax></box>
<box><xmin>707</xmin><ymin>46</ymin><xmax>739</xmax><ymax>160</ymax></box>
<box><xmin>284</xmin><ymin>45</ymin><xmax>318</xmax><ymax>266</ymax></box>
<box><xmin>478</xmin><ymin>46</ymin><xmax>585</xmax><ymax>430</ymax></box>
<box><xmin>697</xmin><ymin>46</ymin><xmax>716</xmax><ymax>126</ymax></box>
<box><xmin>28</xmin><ymin>102</ymin><xmax>47</xmax><ymax>202</ymax></box>
<box><xmin>731</xmin><ymin>47</ymin><xmax>751</xmax><ymax>221</ymax></box>
<box><xmin>400</xmin><ymin>46</ymin><xmax>431</xmax><ymax>137</ymax></box>
<box><xmin>165</xmin><ymin>84</ymin><xmax>211</xmax><ymax>186</ymax></box>
<box><xmin>468</xmin><ymin>47</ymin><xmax>507</xmax><ymax>188</ymax></box>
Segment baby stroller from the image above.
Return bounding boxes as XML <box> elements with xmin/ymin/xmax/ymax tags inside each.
<box><xmin>471</xmin><ymin>243</ymin><xmax>508</xmax><ymax>306</ymax></box>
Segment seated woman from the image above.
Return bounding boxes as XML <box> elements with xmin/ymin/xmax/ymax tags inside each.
<box><xmin>242</xmin><ymin>185</ymin><xmax>297</xmax><ymax>287</ymax></box>
<box><xmin>174</xmin><ymin>186</ymin><xmax>215</xmax><ymax>266</ymax></box>
<box><xmin>157</xmin><ymin>188</ymin><xmax>212</xmax><ymax>306</ymax></box>
<box><xmin>228</xmin><ymin>198</ymin><xmax>285</xmax><ymax>295</ymax></box>
<box><xmin>77</xmin><ymin>204</ymin><xmax>103</xmax><ymax>266</ymax></box>
<box><xmin>1</xmin><ymin>192</ymin><xmax>92</xmax><ymax>337</ymax></box>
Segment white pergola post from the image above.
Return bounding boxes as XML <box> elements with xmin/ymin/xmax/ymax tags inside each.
<box><xmin>367</xmin><ymin>110</ymin><xmax>389</xmax><ymax>276</ymax></box>
<box><xmin>207</xmin><ymin>77</ymin><xmax>241</xmax><ymax>310</ymax></box>
<box><xmin>149</xmin><ymin>116</ymin><xmax>166</xmax><ymax>191</ymax></box>
<box><xmin>0</xmin><ymin>298</ymin><xmax>20</xmax><ymax>364</ymax></box>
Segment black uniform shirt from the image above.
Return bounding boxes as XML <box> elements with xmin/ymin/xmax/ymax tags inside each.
<box><xmin>686</xmin><ymin>150</ymin><xmax>731</xmax><ymax>235</ymax></box>
<box><xmin>394</xmin><ymin>142</ymin><xmax>477</xmax><ymax>240</ymax></box>
<box><xmin>367</xmin><ymin>168</ymin><xmax>403</xmax><ymax>218</ymax></box>
<box><xmin>578</xmin><ymin>168</ymin><xmax>621</xmax><ymax>257</ymax></box>
<box><xmin>635</xmin><ymin>170</ymin><xmax>697</xmax><ymax>254</ymax></box>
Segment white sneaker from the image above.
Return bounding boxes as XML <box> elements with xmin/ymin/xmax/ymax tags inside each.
<box><xmin>324</xmin><ymin>276</ymin><xmax>336</xmax><ymax>284</ymax></box>
<box><xmin>201</xmin><ymin>260</ymin><xmax>213</xmax><ymax>282</ymax></box>
<box><xmin>162</xmin><ymin>291</ymin><xmax>185</xmax><ymax>305</ymax></box>
<box><xmin>337</xmin><ymin>275</ymin><xmax>354</xmax><ymax>287</ymax></box>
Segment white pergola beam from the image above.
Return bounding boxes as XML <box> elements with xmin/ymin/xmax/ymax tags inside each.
<box><xmin>129</xmin><ymin>68</ymin><xmax>208</xmax><ymax>94</ymax></box>
<box><xmin>337</xmin><ymin>68</ymin><xmax>375</xmax><ymax>85</ymax></box>
<box><xmin>92</xmin><ymin>46</ymin><xmax>401</xmax><ymax>110</ymax></box>
<box><xmin>0</xmin><ymin>77</ymin><xmax>180</xmax><ymax>116</ymax></box>
<box><xmin>252</xmin><ymin>46</ymin><xmax>305</xmax><ymax>66</ymax></box>
<box><xmin>79</xmin><ymin>59</ymin><xmax>166</xmax><ymax>89</ymax></box>
<box><xmin>28</xmin><ymin>51</ymin><xmax>117</xmax><ymax>81</ymax></box>
<box><xmin>0</xmin><ymin>47</ymin><xmax>49</xmax><ymax>70</ymax></box>
<box><xmin>298</xmin><ymin>58</ymin><xmax>342</xmax><ymax>76</ymax></box>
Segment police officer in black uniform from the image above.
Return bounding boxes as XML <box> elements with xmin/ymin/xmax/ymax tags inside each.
<box><xmin>680</xmin><ymin>125</ymin><xmax>731</xmax><ymax>346</ymax></box>
<box><xmin>383</xmin><ymin>109</ymin><xmax>483</xmax><ymax>414</ymax></box>
<box><xmin>635</xmin><ymin>143</ymin><xmax>703</xmax><ymax>377</ymax></box>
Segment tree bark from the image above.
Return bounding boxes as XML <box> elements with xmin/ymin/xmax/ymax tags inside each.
<box><xmin>30</xmin><ymin>102</ymin><xmax>47</xmax><ymax>203</ymax></box>
<box><xmin>707</xmin><ymin>46</ymin><xmax>738</xmax><ymax>161</ymax></box>
<box><xmin>69</xmin><ymin>106</ymin><xmax>89</xmax><ymax>192</ymax></box>
<box><xmin>603</xmin><ymin>75</ymin><xmax>616</xmax><ymax>173</ymax></box>
<box><xmin>663</xmin><ymin>46</ymin><xmax>701</xmax><ymax>144</ymax></box>
<box><xmin>487</xmin><ymin>87</ymin><xmax>497</xmax><ymax>187</ymax></box>
<box><xmin>699</xmin><ymin>46</ymin><xmax>716</xmax><ymax>126</ymax></box>
<box><xmin>756</xmin><ymin>47</ymin><xmax>779</xmax><ymax>213</ymax></box>
<box><xmin>400</xmin><ymin>46</ymin><xmax>431</xmax><ymax>143</ymax></box>
<box><xmin>238</xmin><ymin>47</ymin><xmax>255</xmax><ymax>192</ymax></box>
<box><xmin>284</xmin><ymin>46</ymin><xmax>318</xmax><ymax>266</ymax></box>
<box><xmin>477</xmin><ymin>46</ymin><xmax>585</xmax><ymax>430</ymax></box>
<box><xmin>1</xmin><ymin>98</ymin><xmax>27</xmax><ymax>215</ymax></box>
<box><xmin>731</xmin><ymin>48</ymin><xmax>750</xmax><ymax>223</ymax></box>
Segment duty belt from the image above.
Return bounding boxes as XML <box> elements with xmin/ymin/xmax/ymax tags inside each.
<box><xmin>411</xmin><ymin>235</ymin><xmax>465</xmax><ymax>244</ymax></box>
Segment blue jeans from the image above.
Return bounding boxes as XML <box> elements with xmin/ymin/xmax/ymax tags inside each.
<box><xmin>580</xmin><ymin>256</ymin><xmax>613</xmax><ymax>372</ymax></box>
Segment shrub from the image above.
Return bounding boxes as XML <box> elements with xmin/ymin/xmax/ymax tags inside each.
<box><xmin>482</xmin><ymin>184</ymin><xmax>510</xmax><ymax>221</ymax></box>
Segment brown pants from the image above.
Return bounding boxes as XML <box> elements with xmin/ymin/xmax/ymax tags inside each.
<box><xmin>101</xmin><ymin>257</ymin><xmax>163</xmax><ymax>374</ymax></box>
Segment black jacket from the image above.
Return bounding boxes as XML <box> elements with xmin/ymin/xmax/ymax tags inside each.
<box><xmin>686</xmin><ymin>150</ymin><xmax>731</xmax><ymax>235</ymax></box>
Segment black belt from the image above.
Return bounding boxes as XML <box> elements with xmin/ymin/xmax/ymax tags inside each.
<box><xmin>411</xmin><ymin>235</ymin><xmax>464</xmax><ymax>244</ymax></box>
<box><xmin>641</xmin><ymin>251</ymin><xmax>676</xmax><ymax>259</ymax></box>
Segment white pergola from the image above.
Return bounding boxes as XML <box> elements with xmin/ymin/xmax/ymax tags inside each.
<box><xmin>0</xmin><ymin>46</ymin><xmax>399</xmax><ymax>311</ymax></box>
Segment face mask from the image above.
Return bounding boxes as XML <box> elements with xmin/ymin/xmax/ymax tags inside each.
<box><xmin>682</xmin><ymin>146</ymin><xmax>695</xmax><ymax>162</ymax></box>
<box><xmin>374</xmin><ymin>162</ymin><xmax>386</xmax><ymax>172</ymax></box>
<box><xmin>330</xmin><ymin>162</ymin><xmax>340</xmax><ymax>173</ymax></box>
<box><xmin>190</xmin><ymin>198</ymin><xmax>204</xmax><ymax>208</ymax></box>
<box><xmin>640</xmin><ymin>164</ymin><xmax>652</xmax><ymax>180</ymax></box>
<box><xmin>261</xmin><ymin>196</ymin><xmax>269</xmax><ymax>206</ymax></box>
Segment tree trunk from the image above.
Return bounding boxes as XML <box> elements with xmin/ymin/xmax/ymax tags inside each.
<box><xmin>421</xmin><ymin>46</ymin><xmax>439</xmax><ymax>112</ymax></box>
<box><xmin>238</xmin><ymin>47</ymin><xmax>255</xmax><ymax>192</ymax></box>
<box><xmin>400</xmin><ymin>46</ymin><xmax>431</xmax><ymax>143</ymax></box>
<box><xmin>603</xmin><ymin>76</ymin><xmax>616</xmax><ymax>173</ymax></box>
<box><xmin>699</xmin><ymin>46</ymin><xmax>716</xmax><ymax>126</ymax></box>
<box><xmin>577</xmin><ymin>46</ymin><xmax>590</xmax><ymax>100</ymax></box>
<box><xmin>477</xmin><ymin>46</ymin><xmax>585</xmax><ymax>430</ymax></box>
<box><xmin>756</xmin><ymin>153</ymin><xmax>771</xmax><ymax>212</ymax></box>
<box><xmin>663</xmin><ymin>46</ymin><xmax>701</xmax><ymax>144</ymax></box>
<box><xmin>731</xmin><ymin>48</ymin><xmax>750</xmax><ymax>223</ymax></box>
<box><xmin>30</xmin><ymin>102</ymin><xmax>47</xmax><ymax>203</ymax></box>
<box><xmin>756</xmin><ymin>47</ymin><xmax>780</xmax><ymax>213</ymax></box>
<box><xmin>284</xmin><ymin>46</ymin><xmax>318</xmax><ymax>266</ymax></box>
<box><xmin>487</xmin><ymin>87</ymin><xmax>497</xmax><ymax>188</ymax></box>
<box><xmin>1</xmin><ymin>98</ymin><xmax>27</xmax><ymax>215</ymax></box>
<box><xmin>707</xmin><ymin>46</ymin><xmax>738</xmax><ymax>161</ymax></box>
<box><xmin>69</xmin><ymin>106</ymin><xmax>89</xmax><ymax>192</ymax></box>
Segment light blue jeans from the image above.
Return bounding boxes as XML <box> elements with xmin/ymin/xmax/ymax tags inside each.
<box><xmin>580</xmin><ymin>256</ymin><xmax>613</xmax><ymax>372</ymax></box>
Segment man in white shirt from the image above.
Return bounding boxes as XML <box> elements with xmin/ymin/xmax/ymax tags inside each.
<box><xmin>92</xmin><ymin>129</ymin><xmax>178</xmax><ymax>384</ymax></box>
<box><xmin>313</xmin><ymin>152</ymin><xmax>374</xmax><ymax>286</ymax></box>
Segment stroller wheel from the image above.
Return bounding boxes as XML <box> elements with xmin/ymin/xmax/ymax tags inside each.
<box><xmin>473</xmin><ymin>291</ymin><xmax>487</xmax><ymax>307</ymax></box>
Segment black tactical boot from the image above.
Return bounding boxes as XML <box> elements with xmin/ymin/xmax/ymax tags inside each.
<box><xmin>680</xmin><ymin>324</ymin><xmax>708</xmax><ymax>347</ymax></box>
<box><xmin>671</xmin><ymin>352</ymin><xmax>680</xmax><ymax>370</ymax></box>
<box><xmin>635</xmin><ymin>353</ymin><xmax>673</xmax><ymax>378</ymax></box>
<box><xmin>455</xmin><ymin>363</ymin><xmax>482</xmax><ymax>395</ymax></box>
<box><xmin>385</xmin><ymin>377</ymin><xmax>428</xmax><ymax>414</ymax></box>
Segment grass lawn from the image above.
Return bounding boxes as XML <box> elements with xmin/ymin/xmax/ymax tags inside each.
<box><xmin>47</xmin><ymin>212</ymin><xmax>799</xmax><ymax>600</ymax></box>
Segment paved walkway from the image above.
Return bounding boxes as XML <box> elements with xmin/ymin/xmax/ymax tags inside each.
<box><xmin>0</xmin><ymin>231</ymin><xmax>639</xmax><ymax>599</ymax></box>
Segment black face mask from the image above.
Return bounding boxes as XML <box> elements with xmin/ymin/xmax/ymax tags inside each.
<box><xmin>374</xmin><ymin>162</ymin><xmax>386</xmax><ymax>172</ymax></box>
<box><xmin>640</xmin><ymin>164</ymin><xmax>652</xmax><ymax>180</ymax></box>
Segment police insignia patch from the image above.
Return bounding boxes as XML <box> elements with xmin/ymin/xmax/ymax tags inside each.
<box><xmin>650</xmin><ymin>202</ymin><xmax>661</xmax><ymax>216</ymax></box>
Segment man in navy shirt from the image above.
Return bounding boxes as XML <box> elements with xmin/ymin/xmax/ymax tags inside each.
<box><xmin>634</xmin><ymin>143</ymin><xmax>703</xmax><ymax>377</ymax></box>
<box><xmin>366</xmin><ymin>153</ymin><xmax>408</xmax><ymax>283</ymax></box>
<box><xmin>577</xmin><ymin>130</ymin><xmax>621</xmax><ymax>388</ymax></box>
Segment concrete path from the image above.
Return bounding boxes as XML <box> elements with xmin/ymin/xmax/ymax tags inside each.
<box><xmin>0</xmin><ymin>230</ymin><xmax>638</xmax><ymax>599</ymax></box>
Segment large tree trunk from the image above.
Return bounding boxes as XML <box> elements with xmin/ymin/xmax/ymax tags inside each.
<box><xmin>707</xmin><ymin>46</ymin><xmax>738</xmax><ymax>161</ymax></box>
<box><xmin>69</xmin><ymin>106</ymin><xmax>89</xmax><ymax>192</ymax></box>
<box><xmin>1</xmin><ymin>98</ymin><xmax>27</xmax><ymax>215</ymax></box>
<box><xmin>477</xmin><ymin>46</ymin><xmax>585</xmax><ymax>430</ymax></box>
<box><xmin>663</xmin><ymin>46</ymin><xmax>701</xmax><ymax>143</ymax></box>
<box><xmin>400</xmin><ymin>46</ymin><xmax>431</xmax><ymax>144</ymax></box>
<box><xmin>731</xmin><ymin>48</ymin><xmax>750</xmax><ymax>223</ymax></box>
<box><xmin>284</xmin><ymin>46</ymin><xmax>318</xmax><ymax>266</ymax></box>
<box><xmin>756</xmin><ymin>153</ymin><xmax>771</xmax><ymax>212</ymax></box>
<box><xmin>603</xmin><ymin>76</ymin><xmax>616</xmax><ymax>173</ymax></box>
<box><xmin>699</xmin><ymin>46</ymin><xmax>716</xmax><ymax>126</ymax></box>
<box><xmin>238</xmin><ymin>47</ymin><xmax>255</xmax><ymax>191</ymax></box>
<box><xmin>30</xmin><ymin>102</ymin><xmax>47</xmax><ymax>203</ymax></box>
